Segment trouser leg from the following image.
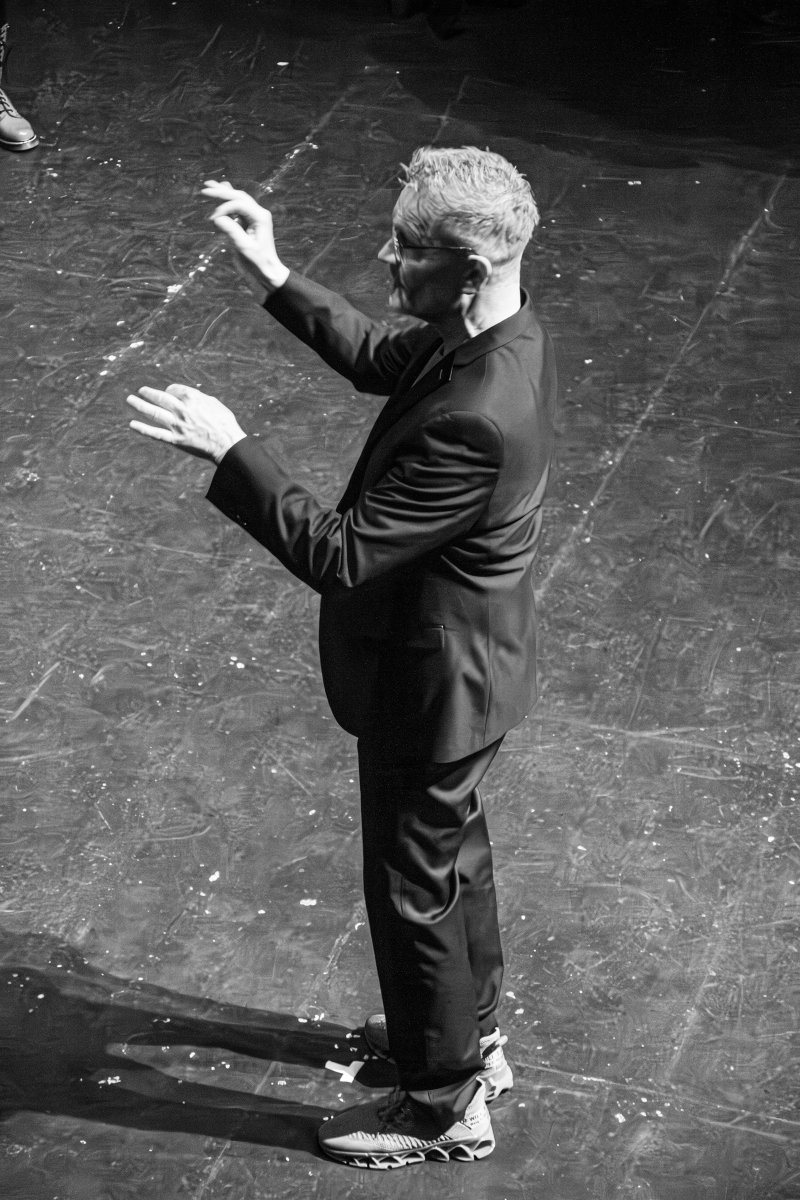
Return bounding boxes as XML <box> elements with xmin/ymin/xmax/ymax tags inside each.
<box><xmin>357</xmin><ymin>736</ymin><xmax>503</xmax><ymax>1093</ymax></box>
<box><xmin>458</xmin><ymin>777</ymin><xmax>504</xmax><ymax>1037</ymax></box>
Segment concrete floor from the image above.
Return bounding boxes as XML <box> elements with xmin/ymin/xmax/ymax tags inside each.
<box><xmin>1</xmin><ymin>1</ymin><xmax>799</xmax><ymax>1197</ymax></box>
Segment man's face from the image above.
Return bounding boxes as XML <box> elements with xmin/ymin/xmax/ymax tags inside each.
<box><xmin>377</xmin><ymin>186</ymin><xmax>474</xmax><ymax>323</ymax></box>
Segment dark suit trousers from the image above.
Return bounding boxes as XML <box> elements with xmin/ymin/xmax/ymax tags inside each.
<box><xmin>357</xmin><ymin>735</ymin><xmax>505</xmax><ymax>1092</ymax></box>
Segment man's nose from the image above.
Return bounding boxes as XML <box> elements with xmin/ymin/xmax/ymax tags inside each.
<box><xmin>378</xmin><ymin>238</ymin><xmax>396</xmax><ymax>264</ymax></box>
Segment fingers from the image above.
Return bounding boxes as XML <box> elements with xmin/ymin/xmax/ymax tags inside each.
<box><xmin>201</xmin><ymin>178</ymin><xmax>235</xmax><ymax>196</ymax></box>
<box><xmin>128</xmin><ymin>419</ymin><xmax>176</xmax><ymax>444</ymax></box>
<box><xmin>125</xmin><ymin>389</ymin><xmax>177</xmax><ymax>443</ymax></box>
<box><xmin>125</xmin><ymin>390</ymin><xmax>163</xmax><ymax>417</ymax></box>
<box><xmin>201</xmin><ymin>179</ymin><xmax>242</xmax><ymax>205</ymax></box>
<box><xmin>208</xmin><ymin>213</ymin><xmax>255</xmax><ymax>248</ymax></box>
<box><xmin>129</xmin><ymin>385</ymin><xmax>180</xmax><ymax>415</ymax></box>
<box><xmin>201</xmin><ymin>178</ymin><xmax>283</xmax><ymax>291</ymax></box>
<box><xmin>124</xmin><ymin>393</ymin><xmax>173</xmax><ymax>440</ymax></box>
<box><xmin>127</xmin><ymin>384</ymin><xmax>211</xmax><ymax>417</ymax></box>
<box><xmin>125</xmin><ymin>386</ymin><xmax>185</xmax><ymax>428</ymax></box>
<box><xmin>201</xmin><ymin>180</ymin><xmax>258</xmax><ymax>210</ymax></box>
<box><xmin>210</xmin><ymin>197</ymin><xmax>271</xmax><ymax>225</ymax></box>
<box><xmin>165</xmin><ymin>382</ymin><xmax>206</xmax><ymax>402</ymax></box>
<box><xmin>201</xmin><ymin>180</ymin><xmax>271</xmax><ymax>226</ymax></box>
<box><xmin>126</xmin><ymin>383</ymin><xmax>243</xmax><ymax>462</ymax></box>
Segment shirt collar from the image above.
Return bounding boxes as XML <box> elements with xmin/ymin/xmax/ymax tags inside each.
<box><xmin>450</xmin><ymin>288</ymin><xmax>535</xmax><ymax>367</ymax></box>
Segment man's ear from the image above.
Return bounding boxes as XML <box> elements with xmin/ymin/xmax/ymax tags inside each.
<box><xmin>463</xmin><ymin>254</ymin><xmax>493</xmax><ymax>293</ymax></box>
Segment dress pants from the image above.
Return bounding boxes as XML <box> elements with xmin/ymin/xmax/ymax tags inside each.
<box><xmin>357</xmin><ymin>734</ymin><xmax>504</xmax><ymax>1092</ymax></box>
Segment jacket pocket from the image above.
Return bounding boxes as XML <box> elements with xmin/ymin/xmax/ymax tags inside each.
<box><xmin>402</xmin><ymin>624</ymin><xmax>447</xmax><ymax>651</ymax></box>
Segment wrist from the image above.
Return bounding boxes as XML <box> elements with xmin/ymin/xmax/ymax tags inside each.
<box><xmin>213</xmin><ymin>429</ymin><xmax>247</xmax><ymax>465</ymax></box>
<box><xmin>258</xmin><ymin>262</ymin><xmax>290</xmax><ymax>296</ymax></box>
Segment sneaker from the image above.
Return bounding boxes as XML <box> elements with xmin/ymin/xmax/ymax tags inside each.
<box><xmin>318</xmin><ymin>1080</ymin><xmax>494</xmax><ymax>1169</ymax></box>
<box><xmin>363</xmin><ymin>1013</ymin><xmax>514</xmax><ymax>1102</ymax></box>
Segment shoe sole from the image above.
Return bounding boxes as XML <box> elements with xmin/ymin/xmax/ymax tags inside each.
<box><xmin>0</xmin><ymin>134</ymin><xmax>39</xmax><ymax>151</ymax></box>
<box><xmin>319</xmin><ymin>1129</ymin><xmax>496</xmax><ymax>1169</ymax></box>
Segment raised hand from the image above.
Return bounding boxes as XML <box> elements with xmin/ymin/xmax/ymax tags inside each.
<box><xmin>202</xmin><ymin>179</ymin><xmax>290</xmax><ymax>293</ymax></box>
<box><xmin>126</xmin><ymin>383</ymin><xmax>247</xmax><ymax>463</ymax></box>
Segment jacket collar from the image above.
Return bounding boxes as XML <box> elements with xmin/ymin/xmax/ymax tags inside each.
<box><xmin>395</xmin><ymin>288</ymin><xmax>534</xmax><ymax>403</ymax></box>
<box><xmin>336</xmin><ymin>291</ymin><xmax>536</xmax><ymax>514</ymax></box>
<box><xmin>450</xmin><ymin>288</ymin><xmax>535</xmax><ymax>368</ymax></box>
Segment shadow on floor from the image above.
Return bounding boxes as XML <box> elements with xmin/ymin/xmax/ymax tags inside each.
<box><xmin>363</xmin><ymin>0</ymin><xmax>800</xmax><ymax>174</ymax></box>
<box><xmin>0</xmin><ymin>929</ymin><xmax>395</xmax><ymax>1155</ymax></box>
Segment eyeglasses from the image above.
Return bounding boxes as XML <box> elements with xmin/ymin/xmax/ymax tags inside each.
<box><xmin>392</xmin><ymin>231</ymin><xmax>475</xmax><ymax>263</ymax></box>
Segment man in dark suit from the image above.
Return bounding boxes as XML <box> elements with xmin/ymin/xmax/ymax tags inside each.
<box><xmin>126</xmin><ymin>146</ymin><xmax>557</xmax><ymax>1168</ymax></box>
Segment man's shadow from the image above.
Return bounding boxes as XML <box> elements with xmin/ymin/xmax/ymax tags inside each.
<box><xmin>0</xmin><ymin>928</ymin><xmax>397</xmax><ymax>1158</ymax></box>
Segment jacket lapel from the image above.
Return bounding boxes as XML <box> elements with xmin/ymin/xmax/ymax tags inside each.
<box><xmin>336</xmin><ymin>291</ymin><xmax>534</xmax><ymax>514</ymax></box>
<box><xmin>336</xmin><ymin>344</ymin><xmax>453</xmax><ymax>513</ymax></box>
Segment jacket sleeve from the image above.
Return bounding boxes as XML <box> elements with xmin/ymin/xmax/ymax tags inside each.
<box><xmin>263</xmin><ymin>272</ymin><xmax>438</xmax><ymax>396</ymax></box>
<box><xmin>206</xmin><ymin>412</ymin><xmax>504</xmax><ymax>595</ymax></box>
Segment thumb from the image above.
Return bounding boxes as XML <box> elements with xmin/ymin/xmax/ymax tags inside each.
<box><xmin>210</xmin><ymin>212</ymin><xmax>255</xmax><ymax>245</ymax></box>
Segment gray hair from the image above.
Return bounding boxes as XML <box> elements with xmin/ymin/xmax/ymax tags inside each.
<box><xmin>401</xmin><ymin>145</ymin><xmax>540</xmax><ymax>265</ymax></box>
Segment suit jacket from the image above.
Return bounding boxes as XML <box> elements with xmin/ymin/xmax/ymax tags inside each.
<box><xmin>207</xmin><ymin>271</ymin><xmax>557</xmax><ymax>761</ymax></box>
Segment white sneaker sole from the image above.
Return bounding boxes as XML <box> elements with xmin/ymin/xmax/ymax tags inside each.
<box><xmin>320</xmin><ymin>1128</ymin><xmax>496</xmax><ymax>1169</ymax></box>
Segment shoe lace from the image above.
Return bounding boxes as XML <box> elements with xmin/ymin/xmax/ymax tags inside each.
<box><xmin>377</xmin><ymin>1089</ymin><xmax>414</xmax><ymax>1130</ymax></box>
<box><xmin>0</xmin><ymin>88</ymin><xmax>21</xmax><ymax>119</ymax></box>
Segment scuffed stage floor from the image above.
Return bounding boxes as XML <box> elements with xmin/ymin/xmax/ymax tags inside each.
<box><xmin>1</xmin><ymin>2</ymin><xmax>799</xmax><ymax>1196</ymax></box>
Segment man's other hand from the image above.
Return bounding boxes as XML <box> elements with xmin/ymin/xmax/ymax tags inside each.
<box><xmin>126</xmin><ymin>383</ymin><xmax>247</xmax><ymax>464</ymax></box>
<box><xmin>202</xmin><ymin>180</ymin><xmax>290</xmax><ymax>295</ymax></box>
